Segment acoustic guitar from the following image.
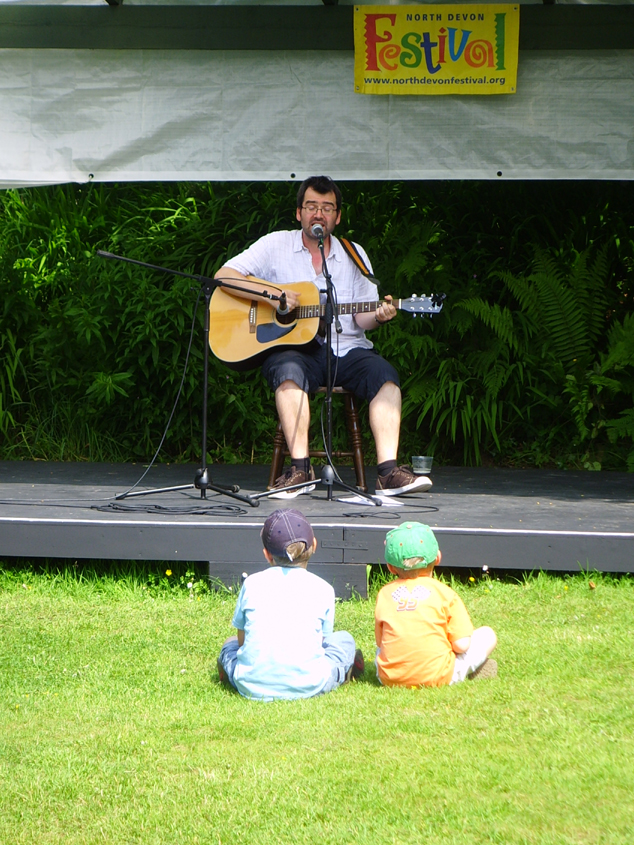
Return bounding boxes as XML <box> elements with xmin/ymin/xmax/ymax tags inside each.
<box><xmin>208</xmin><ymin>279</ymin><xmax>445</xmax><ymax>370</ymax></box>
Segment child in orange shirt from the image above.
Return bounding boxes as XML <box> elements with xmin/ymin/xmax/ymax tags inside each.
<box><xmin>375</xmin><ymin>521</ymin><xmax>497</xmax><ymax>687</ymax></box>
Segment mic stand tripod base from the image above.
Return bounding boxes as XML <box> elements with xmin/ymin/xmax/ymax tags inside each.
<box><xmin>115</xmin><ymin>469</ymin><xmax>260</xmax><ymax>507</ymax></box>
<box><xmin>251</xmin><ymin>465</ymin><xmax>382</xmax><ymax>506</ymax></box>
<box><xmin>319</xmin><ymin>465</ymin><xmax>383</xmax><ymax>505</ymax></box>
<box><xmin>193</xmin><ymin>467</ymin><xmax>260</xmax><ymax>507</ymax></box>
<box><xmin>194</xmin><ymin>467</ymin><xmax>238</xmax><ymax>494</ymax></box>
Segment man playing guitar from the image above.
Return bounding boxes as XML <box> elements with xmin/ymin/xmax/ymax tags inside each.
<box><xmin>214</xmin><ymin>175</ymin><xmax>432</xmax><ymax>498</ymax></box>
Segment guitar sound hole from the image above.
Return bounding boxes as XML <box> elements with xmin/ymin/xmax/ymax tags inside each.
<box><xmin>277</xmin><ymin>309</ymin><xmax>298</xmax><ymax>326</ymax></box>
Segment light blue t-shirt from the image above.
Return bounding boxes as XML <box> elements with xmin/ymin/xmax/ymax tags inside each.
<box><xmin>231</xmin><ymin>566</ymin><xmax>335</xmax><ymax>700</ymax></box>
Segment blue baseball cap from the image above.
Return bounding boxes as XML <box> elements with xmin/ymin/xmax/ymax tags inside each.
<box><xmin>261</xmin><ymin>508</ymin><xmax>315</xmax><ymax>561</ymax></box>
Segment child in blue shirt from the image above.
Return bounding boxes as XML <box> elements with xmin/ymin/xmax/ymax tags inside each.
<box><xmin>217</xmin><ymin>508</ymin><xmax>364</xmax><ymax>700</ymax></box>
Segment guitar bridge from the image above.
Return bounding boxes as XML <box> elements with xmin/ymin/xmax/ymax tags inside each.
<box><xmin>249</xmin><ymin>300</ymin><xmax>257</xmax><ymax>333</ymax></box>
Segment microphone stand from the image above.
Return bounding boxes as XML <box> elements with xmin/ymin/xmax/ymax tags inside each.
<box><xmin>96</xmin><ymin>251</ymin><xmax>290</xmax><ymax>508</ymax></box>
<box><xmin>317</xmin><ymin>235</ymin><xmax>380</xmax><ymax>504</ymax></box>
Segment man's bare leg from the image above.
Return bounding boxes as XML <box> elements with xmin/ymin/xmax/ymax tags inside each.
<box><xmin>369</xmin><ymin>381</ymin><xmax>401</xmax><ymax>464</ymax></box>
<box><xmin>370</xmin><ymin>381</ymin><xmax>432</xmax><ymax>495</ymax></box>
<box><xmin>275</xmin><ymin>380</ymin><xmax>310</xmax><ymax>459</ymax></box>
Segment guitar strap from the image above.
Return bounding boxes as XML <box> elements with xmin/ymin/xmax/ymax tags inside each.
<box><xmin>339</xmin><ymin>238</ymin><xmax>381</xmax><ymax>286</ymax></box>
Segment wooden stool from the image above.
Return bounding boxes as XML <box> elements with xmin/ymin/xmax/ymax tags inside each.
<box><xmin>268</xmin><ymin>387</ymin><xmax>367</xmax><ymax>491</ymax></box>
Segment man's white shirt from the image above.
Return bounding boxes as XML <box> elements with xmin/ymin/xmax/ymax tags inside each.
<box><xmin>223</xmin><ymin>229</ymin><xmax>379</xmax><ymax>357</ymax></box>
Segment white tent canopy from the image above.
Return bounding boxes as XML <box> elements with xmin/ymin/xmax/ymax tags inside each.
<box><xmin>1</xmin><ymin>1</ymin><xmax>632</xmax><ymax>6</ymax></box>
<box><xmin>0</xmin><ymin>1</ymin><xmax>633</xmax><ymax>185</ymax></box>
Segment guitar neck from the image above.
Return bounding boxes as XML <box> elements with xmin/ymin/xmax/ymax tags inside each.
<box><xmin>296</xmin><ymin>299</ymin><xmax>399</xmax><ymax>319</ymax></box>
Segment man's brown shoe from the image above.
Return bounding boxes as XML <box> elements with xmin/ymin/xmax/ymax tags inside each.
<box><xmin>375</xmin><ymin>465</ymin><xmax>433</xmax><ymax>496</ymax></box>
<box><xmin>268</xmin><ymin>466</ymin><xmax>316</xmax><ymax>499</ymax></box>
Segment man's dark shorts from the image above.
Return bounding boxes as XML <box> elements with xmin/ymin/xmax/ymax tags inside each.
<box><xmin>261</xmin><ymin>344</ymin><xmax>399</xmax><ymax>403</ymax></box>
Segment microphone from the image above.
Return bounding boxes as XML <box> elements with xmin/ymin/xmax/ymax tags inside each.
<box><xmin>311</xmin><ymin>224</ymin><xmax>325</xmax><ymax>239</ymax></box>
<box><xmin>277</xmin><ymin>291</ymin><xmax>290</xmax><ymax>315</ymax></box>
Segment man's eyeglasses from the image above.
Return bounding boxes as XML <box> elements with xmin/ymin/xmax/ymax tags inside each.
<box><xmin>301</xmin><ymin>202</ymin><xmax>338</xmax><ymax>214</ymax></box>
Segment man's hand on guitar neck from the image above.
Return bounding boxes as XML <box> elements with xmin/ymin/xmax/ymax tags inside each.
<box><xmin>355</xmin><ymin>295</ymin><xmax>397</xmax><ymax>331</ymax></box>
<box><xmin>214</xmin><ymin>267</ymin><xmax>300</xmax><ymax>312</ymax></box>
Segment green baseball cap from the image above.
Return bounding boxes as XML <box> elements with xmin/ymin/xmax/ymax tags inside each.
<box><xmin>384</xmin><ymin>522</ymin><xmax>439</xmax><ymax>569</ymax></box>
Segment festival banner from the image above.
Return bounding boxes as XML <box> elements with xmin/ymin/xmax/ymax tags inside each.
<box><xmin>354</xmin><ymin>5</ymin><xmax>519</xmax><ymax>95</ymax></box>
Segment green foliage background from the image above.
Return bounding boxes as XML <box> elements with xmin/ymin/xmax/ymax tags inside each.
<box><xmin>1</xmin><ymin>180</ymin><xmax>633</xmax><ymax>469</ymax></box>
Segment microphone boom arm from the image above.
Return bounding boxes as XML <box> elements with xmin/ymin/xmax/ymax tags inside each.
<box><xmin>96</xmin><ymin>251</ymin><xmax>287</xmax><ymax>306</ymax></box>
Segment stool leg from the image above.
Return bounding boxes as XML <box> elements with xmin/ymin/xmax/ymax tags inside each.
<box><xmin>344</xmin><ymin>394</ymin><xmax>367</xmax><ymax>492</ymax></box>
<box><xmin>269</xmin><ymin>422</ymin><xmax>287</xmax><ymax>488</ymax></box>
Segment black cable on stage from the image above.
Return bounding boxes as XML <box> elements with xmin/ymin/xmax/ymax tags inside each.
<box><xmin>92</xmin><ymin>502</ymin><xmax>248</xmax><ymax>516</ymax></box>
<box><xmin>114</xmin><ymin>285</ymin><xmax>204</xmax><ymax>499</ymax></box>
<box><xmin>0</xmin><ymin>496</ymin><xmax>119</xmax><ymax>507</ymax></box>
<box><xmin>0</xmin><ymin>495</ymin><xmax>247</xmax><ymax>518</ymax></box>
<box><xmin>341</xmin><ymin>504</ymin><xmax>439</xmax><ymax>519</ymax></box>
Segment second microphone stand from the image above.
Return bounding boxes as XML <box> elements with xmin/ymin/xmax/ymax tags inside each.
<box><xmin>114</xmin><ymin>275</ymin><xmax>258</xmax><ymax>506</ymax></box>
<box><xmin>315</xmin><ymin>235</ymin><xmax>380</xmax><ymax>504</ymax></box>
<box><xmin>96</xmin><ymin>250</ymin><xmax>289</xmax><ymax>508</ymax></box>
<box><xmin>252</xmin><ymin>234</ymin><xmax>381</xmax><ymax>506</ymax></box>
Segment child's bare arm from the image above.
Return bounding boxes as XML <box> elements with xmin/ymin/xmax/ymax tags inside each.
<box><xmin>237</xmin><ymin>629</ymin><xmax>245</xmax><ymax>646</ymax></box>
<box><xmin>375</xmin><ymin>617</ymin><xmax>383</xmax><ymax>647</ymax></box>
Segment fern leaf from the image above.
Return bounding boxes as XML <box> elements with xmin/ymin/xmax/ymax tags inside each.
<box><xmin>605</xmin><ymin>408</ymin><xmax>634</xmax><ymax>441</ymax></box>
<box><xmin>533</xmin><ymin>270</ymin><xmax>589</xmax><ymax>365</ymax></box>
<box><xmin>570</xmin><ymin>246</ymin><xmax>609</xmax><ymax>347</ymax></box>
<box><xmin>459</xmin><ymin>298</ymin><xmax>518</xmax><ymax>351</ymax></box>
<box><xmin>602</xmin><ymin>313</ymin><xmax>634</xmax><ymax>373</ymax></box>
<box><xmin>498</xmin><ymin>270</ymin><xmax>540</xmax><ymax>320</ymax></box>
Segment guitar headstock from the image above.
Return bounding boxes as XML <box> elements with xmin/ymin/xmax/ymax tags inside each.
<box><xmin>401</xmin><ymin>293</ymin><xmax>446</xmax><ymax>316</ymax></box>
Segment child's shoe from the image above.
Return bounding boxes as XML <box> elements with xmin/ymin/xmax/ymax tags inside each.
<box><xmin>345</xmin><ymin>649</ymin><xmax>365</xmax><ymax>682</ymax></box>
<box><xmin>217</xmin><ymin>657</ymin><xmax>231</xmax><ymax>687</ymax></box>
<box><xmin>469</xmin><ymin>658</ymin><xmax>498</xmax><ymax>681</ymax></box>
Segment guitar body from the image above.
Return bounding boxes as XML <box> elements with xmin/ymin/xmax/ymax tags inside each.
<box><xmin>209</xmin><ymin>280</ymin><xmax>321</xmax><ymax>370</ymax></box>
<box><xmin>209</xmin><ymin>277</ymin><xmax>445</xmax><ymax>370</ymax></box>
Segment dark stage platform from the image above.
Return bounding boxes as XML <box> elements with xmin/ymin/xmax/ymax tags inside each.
<box><xmin>1</xmin><ymin>460</ymin><xmax>633</xmax><ymax>597</ymax></box>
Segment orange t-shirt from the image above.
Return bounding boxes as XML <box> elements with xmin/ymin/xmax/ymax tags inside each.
<box><xmin>375</xmin><ymin>575</ymin><xmax>474</xmax><ymax>687</ymax></box>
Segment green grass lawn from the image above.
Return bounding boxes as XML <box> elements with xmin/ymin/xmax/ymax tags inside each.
<box><xmin>1</xmin><ymin>564</ymin><xmax>633</xmax><ymax>845</ymax></box>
